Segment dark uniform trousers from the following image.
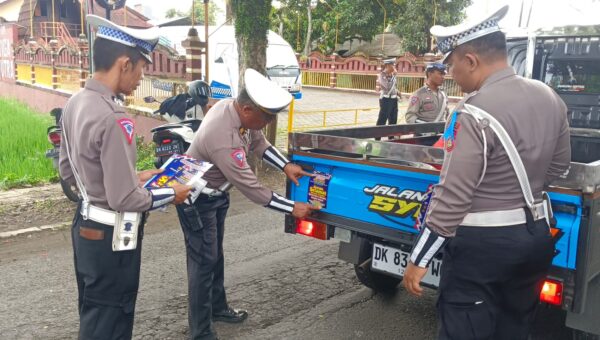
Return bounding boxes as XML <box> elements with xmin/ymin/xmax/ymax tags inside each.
<box><xmin>376</xmin><ymin>97</ymin><xmax>398</xmax><ymax>127</ymax></box>
<box><xmin>437</xmin><ymin>217</ymin><xmax>555</xmax><ymax>340</ymax></box>
<box><xmin>176</xmin><ymin>193</ymin><xmax>230</xmax><ymax>340</ymax></box>
<box><xmin>71</xmin><ymin>201</ymin><xmax>146</xmax><ymax>340</ymax></box>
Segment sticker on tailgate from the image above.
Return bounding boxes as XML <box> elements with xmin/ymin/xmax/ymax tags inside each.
<box><xmin>363</xmin><ymin>184</ymin><xmax>429</xmax><ymax>226</ymax></box>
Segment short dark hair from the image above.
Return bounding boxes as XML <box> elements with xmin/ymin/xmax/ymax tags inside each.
<box><xmin>237</xmin><ymin>88</ymin><xmax>255</xmax><ymax>107</ymax></box>
<box><xmin>455</xmin><ymin>31</ymin><xmax>507</xmax><ymax>62</ymax></box>
<box><xmin>93</xmin><ymin>37</ymin><xmax>145</xmax><ymax>71</ymax></box>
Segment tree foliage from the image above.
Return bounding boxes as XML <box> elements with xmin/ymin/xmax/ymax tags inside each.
<box><xmin>165</xmin><ymin>1</ymin><xmax>219</xmax><ymax>25</ymax></box>
<box><xmin>271</xmin><ymin>0</ymin><xmax>470</xmax><ymax>56</ymax></box>
<box><xmin>391</xmin><ymin>0</ymin><xmax>471</xmax><ymax>54</ymax></box>
<box><xmin>271</xmin><ymin>0</ymin><xmax>402</xmax><ymax>55</ymax></box>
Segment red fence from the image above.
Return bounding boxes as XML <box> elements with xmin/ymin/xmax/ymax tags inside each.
<box><xmin>299</xmin><ymin>51</ymin><xmax>432</xmax><ymax>75</ymax></box>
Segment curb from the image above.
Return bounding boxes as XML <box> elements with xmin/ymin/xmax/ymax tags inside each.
<box><xmin>0</xmin><ymin>222</ymin><xmax>71</xmax><ymax>239</ymax></box>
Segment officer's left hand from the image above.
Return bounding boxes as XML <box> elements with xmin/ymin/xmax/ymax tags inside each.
<box><xmin>283</xmin><ymin>163</ymin><xmax>314</xmax><ymax>186</ymax></box>
<box><xmin>137</xmin><ymin>169</ymin><xmax>164</xmax><ymax>185</ymax></box>
<box><xmin>403</xmin><ymin>262</ymin><xmax>428</xmax><ymax>297</ymax></box>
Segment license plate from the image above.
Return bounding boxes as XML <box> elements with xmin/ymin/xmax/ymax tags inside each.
<box><xmin>371</xmin><ymin>243</ymin><xmax>442</xmax><ymax>287</ymax></box>
<box><xmin>155</xmin><ymin>143</ymin><xmax>182</xmax><ymax>156</ymax></box>
<box><xmin>45</xmin><ymin>148</ymin><xmax>59</xmax><ymax>158</ymax></box>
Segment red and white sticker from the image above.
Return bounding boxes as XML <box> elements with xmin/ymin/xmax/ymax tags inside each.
<box><xmin>117</xmin><ymin>118</ymin><xmax>134</xmax><ymax>144</ymax></box>
<box><xmin>230</xmin><ymin>148</ymin><xmax>246</xmax><ymax>168</ymax></box>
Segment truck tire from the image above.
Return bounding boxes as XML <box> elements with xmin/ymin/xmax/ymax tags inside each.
<box><xmin>572</xmin><ymin>330</ymin><xmax>600</xmax><ymax>340</ymax></box>
<box><xmin>60</xmin><ymin>178</ymin><xmax>80</xmax><ymax>203</ymax></box>
<box><xmin>354</xmin><ymin>263</ymin><xmax>402</xmax><ymax>292</ymax></box>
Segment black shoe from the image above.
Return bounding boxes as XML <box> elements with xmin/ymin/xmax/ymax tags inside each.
<box><xmin>212</xmin><ymin>307</ymin><xmax>248</xmax><ymax>323</ymax></box>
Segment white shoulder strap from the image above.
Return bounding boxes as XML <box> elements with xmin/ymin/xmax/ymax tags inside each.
<box><xmin>61</xmin><ymin>116</ymin><xmax>91</xmax><ymax>204</ymax></box>
<box><xmin>462</xmin><ymin>104</ymin><xmax>534</xmax><ymax>209</ymax></box>
<box><xmin>433</xmin><ymin>91</ymin><xmax>448</xmax><ymax>122</ymax></box>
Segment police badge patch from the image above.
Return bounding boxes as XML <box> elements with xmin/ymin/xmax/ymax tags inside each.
<box><xmin>231</xmin><ymin>148</ymin><xmax>246</xmax><ymax>168</ymax></box>
<box><xmin>117</xmin><ymin>118</ymin><xmax>135</xmax><ymax>144</ymax></box>
<box><xmin>410</xmin><ymin>96</ymin><xmax>419</xmax><ymax>106</ymax></box>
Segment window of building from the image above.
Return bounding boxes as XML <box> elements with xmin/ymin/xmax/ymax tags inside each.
<box><xmin>60</xmin><ymin>1</ymin><xmax>68</xmax><ymax>18</ymax></box>
<box><xmin>36</xmin><ymin>0</ymin><xmax>48</xmax><ymax>17</ymax></box>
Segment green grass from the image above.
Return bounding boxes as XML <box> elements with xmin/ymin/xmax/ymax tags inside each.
<box><xmin>136</xmin><ymin>136</ymin><xmax>156</xmax><ymax>171</ymax></box>
<box><xmin>0</xmin><ymin>98</ymin><xmax>157</xmax><ymax>190</ymax></box>
<box><xmin>0</xmin><ymin>99</ymin><xmax>56</xmax><ymax>189</ymax></box>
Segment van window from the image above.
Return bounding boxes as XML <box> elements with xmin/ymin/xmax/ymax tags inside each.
<box><xmin>543</xmin><ymin>60</ymin><xmax>600</xmax><ymax>94</ymax></box>
<box><xmin>266</xmin><ymin>44</ymin><xmax>298</xmax><ymax>68</ymax></box>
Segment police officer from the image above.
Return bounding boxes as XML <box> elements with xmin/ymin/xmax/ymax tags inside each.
<box><xmin>405</xmin><ymin>63</ymin><xmax>449</xmax><ymax>123</ymax></box>
<box><xmin>376</xmin><ymin>58</ymin><xmax>399</xmax><ymax>133</ymax></box>
<box><xmin>402</xmin><ymin>5</ymin><xmax>571</xmax><ymax>339</ymax></box>
<box><xmin>179</xmin><ymin>68</ymin><xmax>318</xmax><ymax>340</ymax></box>
<box><xmin>59</xmin><ymin>15</ymin><xmax>192</xmax><ymax>340</ymax></box>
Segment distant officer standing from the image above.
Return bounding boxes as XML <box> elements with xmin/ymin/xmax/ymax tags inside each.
<box><xmin>179</xmin><ymin>68</ymin><xmax>318</xmax><ymax>340</ymax></box>
<box><xmin>402</xmin><ymin>5</ymin><xmax>571</xmax><ymax>340</ymax></box>
<box><xmin>405</xmin><ymin>63</ymin><xmax>449</xmax><ymax>123</ymax></box>
<box><xmin>59</xmin><ymin>15</ymin><xmax>191</xmax><ymax>340</ymax></box>
<box><xmin>376</xmin><ymin>59</ymin><xmax>399</xmax><ymax>131</ymax></box>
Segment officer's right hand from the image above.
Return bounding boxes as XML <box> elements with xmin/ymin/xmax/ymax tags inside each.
<box><xmin>292</xmin><ymin>202</ymin><xmax>320</xmax><ymax>219</ymax></box>
<box><xmin>171</xmin><ymin>183</ymin><xmax>193</xmax><ymax>204</ymax></box>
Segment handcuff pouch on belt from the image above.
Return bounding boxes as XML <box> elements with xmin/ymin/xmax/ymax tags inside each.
<box><xmin>541</xmin><ymin>191</ymin><xmax>555</xmax><ymax>228</ymax></box>
<box><xmin>112</xmin><ymin>211</ymin><xmax>141</xmax><ymax>251</ymax></box>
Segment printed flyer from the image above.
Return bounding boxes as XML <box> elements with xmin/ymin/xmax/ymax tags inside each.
<box><xmin>308</xmin><ymin>171</ymin><xmax>332</xmax><ymax>209</ymax></box>
<box><xmin>144</xmin><ymin>154</ymin><xmax>213</xmax><ymax>203</ymax></box>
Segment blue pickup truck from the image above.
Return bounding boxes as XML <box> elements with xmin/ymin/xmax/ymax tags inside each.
<box><xmin>285</xmin><ymin>122</ymin><xmax>600</xmax><ymax>338</ymax></box>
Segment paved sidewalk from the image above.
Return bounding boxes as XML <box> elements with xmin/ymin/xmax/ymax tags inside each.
<box><xmin>275</xmin><ymin>88</ymin><xmax>408</xmax><ymax>149</ymax></box>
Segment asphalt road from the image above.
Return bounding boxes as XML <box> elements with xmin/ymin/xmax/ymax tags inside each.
<box><xmin>0</xmin><ymin>189</ymin><xmax>438</xmax><ymax>340</ymax></box>
<box><xmin>0</xmin><ymin>187</ymin><xmax>574</xmax><ymax>340</ymax></box>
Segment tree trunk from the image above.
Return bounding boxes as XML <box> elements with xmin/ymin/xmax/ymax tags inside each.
<box><xmin>232</xmin><ymin>0</ymin><xmax>270</xmax><ymax>91</ymax></box>
<box><xmin>279</xmin><ymin>19</ymin><xmax>284</xmax><ymax>36</ymax></box>
<box><xmin>232</xmin><ymin>0</ymin><xmax>276</xmax><ymax>145</ymax></box>
<box><xmin>303</xmin><ymin>5</ymin><xmax>312</xmax><ymax>56</ymax></box>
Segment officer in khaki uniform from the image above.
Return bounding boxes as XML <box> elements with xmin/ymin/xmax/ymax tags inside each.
<box><xmin>405</xmin><ymin>63</ymin><xmax>449</xmax><ymax>123</ymax></box>
<box><xmin>376</xmin><ymin>58</ymin><xmax>399</xmax><ymax>130</ymax></box>
<box><xmin>59</xmin><ymin>15</ymin><xmax>191</xmax><ymax>340</ymax></box>
<box><xmin>180</xmin><ymin>68</ymin><xmax>317</xmax><ymax>340</ymax></box>
<box><xmin>402</xmin><ymin>5</ymin><xmax>571</xmax><ymax>339</ymax></box>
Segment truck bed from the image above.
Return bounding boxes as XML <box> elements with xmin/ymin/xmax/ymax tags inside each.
<box><xmin>287</xmin><ymin>122</ymin><xmax>599</xmax><ymax>272</ymax></box>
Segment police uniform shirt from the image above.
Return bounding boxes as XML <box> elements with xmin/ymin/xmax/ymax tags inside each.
<box><xmin>377</xmin><ymin>71</ymin><xmax>398</xmax><ymax>98</ymax></box>
<box><xmin>59</xmin><ymin>79</ymin><xmax>154</xmax><ymax>211</ymax></box>
<box><xmin>405</xmin><ymin>85</ymin><xmax>448</xmax><ymax>123</ymax></box>
<box><xmin>186</xmin><ymin>98</ymin><xmax>290</xmax><ymax>209</ymax></box>
<box><xmin>427</xmin><ymin>66</ymin><xmax>570</xmax><ymax>237</ymax></box>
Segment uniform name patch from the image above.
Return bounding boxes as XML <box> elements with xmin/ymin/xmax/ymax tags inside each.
<box><xmin>231</xmin><ymin>148</ymin><xmax>246</xmax><ymax>168</ymax></box>
<box><xmin>117</xmin><ymin>118</ymin><xmax>134</xmax><ymax>145</ymax></box>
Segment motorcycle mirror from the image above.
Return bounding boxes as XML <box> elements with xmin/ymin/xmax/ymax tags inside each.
<box><xmin>143</xmin><ymin>96</ymin><xmax>157</xmax><ymax>103</ymax></box>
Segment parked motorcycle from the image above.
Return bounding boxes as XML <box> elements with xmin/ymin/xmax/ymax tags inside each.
<box><xmin>44</xmin><ymin>108</ymin><xmax>79</xmax><ymax>202</ymax></box>
<box><xmin>146</xmin><ymin>80</ymin><xmax>212</xmax><ymax>168</ymax></box>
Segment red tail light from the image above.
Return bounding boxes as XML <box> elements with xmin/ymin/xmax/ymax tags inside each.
<box><xmin>162</xmin><ymin>139</ymin><xmax>172</xmax><ymax>144</ymax></box>
<box><xmin>540</xmin><ymin>279</ymin><xmax>563</xmax><ymax>306</ymax></box>
<box><xmin>295</xmin><ymin>219</ymin><xmax>328</xmax><ymax>240</ymax></box>
<box><xmin>48</xmin><ymin>131</ymin><xmax>61</xmax><ymax>145</ymax></box>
